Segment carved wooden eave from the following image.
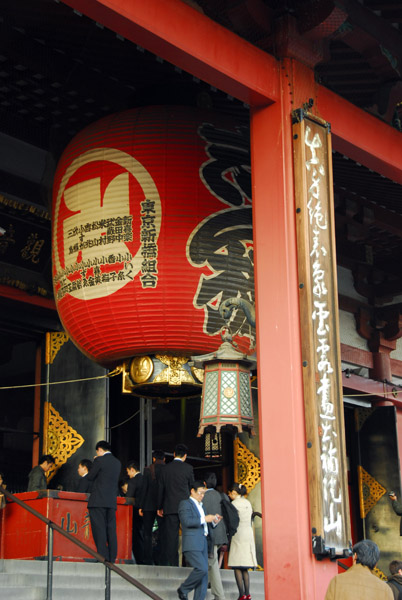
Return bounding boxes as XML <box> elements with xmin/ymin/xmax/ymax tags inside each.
<box><xmin>355</xmin><ymin>305</ymin><xmax>402</xmax><ymax>381</ymax></box>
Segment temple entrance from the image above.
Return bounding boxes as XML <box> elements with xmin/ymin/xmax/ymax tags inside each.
<box><xmin>108</xmin><ymin>372</ymin><xmax>234</xmax><ymax>492</ymax></box>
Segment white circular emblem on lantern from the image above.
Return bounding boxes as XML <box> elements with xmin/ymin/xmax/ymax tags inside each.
<box><xmin>53</xmin><ymin>147</ymin><xmax>161</xmax><ymax>301</ymax></box>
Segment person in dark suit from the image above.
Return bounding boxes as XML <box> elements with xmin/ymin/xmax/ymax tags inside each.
<box><xmin>138</xmin><ymin>449</ymin><xmax>166</xmax><ymax>565</ymax></box>
<box><xmin>177</xmin><ymin>480</ymin><xmax>223</xmax><ymax>600</ymax></box>
<box><xmin>126</xmin><ymin>460</ymin><xmax>144</xmax><ymax>564</ymax></box>
<box><xmin>86</xmin><ymin>440</ymin><xmax>121</xmax><ymax>563</ymax></box>
<box><xmin>76</xmin><ymin>459</ymin><xmax>92</xmax><ymax>493</ymax></box>
<box><xmin>27</xmin><ymin>454</ymin><xmax>55</xmax><ymax>491</ymax></box>
<box><xmin>157</xmin><ymin>443</ymin><xmax>195</xmax><ymax>566</ymax></box>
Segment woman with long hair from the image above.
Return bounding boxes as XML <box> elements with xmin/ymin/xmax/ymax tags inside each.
<box><xmin>227</xmin><ymin>482</ymin><xmax>257</xmax><ymax>600</ymax></box>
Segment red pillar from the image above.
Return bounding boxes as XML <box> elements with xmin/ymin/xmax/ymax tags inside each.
<box><xmin>250</xmin><ymin>60</ymin><xmax>338</xmax><ymax>598</ymax></box>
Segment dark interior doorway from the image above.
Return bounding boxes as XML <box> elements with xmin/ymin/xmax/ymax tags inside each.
<box><xmin>108</xmin><ymin>373</ymin><xmax>233</xmax><ymax>490</ymax></box>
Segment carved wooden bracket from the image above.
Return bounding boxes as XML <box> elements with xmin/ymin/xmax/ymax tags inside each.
<box><xmin>356</xmin><ymin>305</ymin><xmax>402</xmax><ymax>345</ymax></box>
<box><xmin>355</xmin><ymin>305</ymin><xmax>402</xmax><ymax>381</ymax></box>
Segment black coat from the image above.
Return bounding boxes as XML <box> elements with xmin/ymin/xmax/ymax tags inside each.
<box><xmin>76</xmin><ymin>475</ymin><xmax>92</xmax><ymax>493</ymax></box>
<box><xmin>138</xmin><ymin>461</ymin><xmax>165</xmax><ymax>511</ymax></box>
<box><xmin>87</xmin><ymin>452</ymin><xmax>121</xmax><ymax>509</ymax></box>
<box><xmin>127</xmin><ymin>472</ymin><xmax>144</xmax><ymax>508</ymax></box>
<box><xmin>157</xmin><ymin>458</ymin><xmax>194</xmax><ymax>515</ymax></box>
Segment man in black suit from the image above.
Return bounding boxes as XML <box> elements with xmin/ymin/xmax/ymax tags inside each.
<box><xmin>126</xmin><ymin>460</ymin><xmax>144</xmax><ymax>564</ymax></box>
<box><xmin>76</xmin><ymin>459</ymin><xmax>92</xmax><ymax>493</ymax></box>
<box><xmin>157</xmin><ymin>443</ymin><xmax>194</xmax><ymax>566</ymax></box>
<box><xmin>138</xmin><ymin>449</ymin><xmax>166</xmax><ymax>565</ymax></box>
<box><xmin>86</xmin><ymin>440</ymin><xmax>121</xmax><ymax>563</ymax></box>
<box><xmin>177</xmin><ymin>480</ymin><xmax>222</xmax><ymax>600</ymax></box>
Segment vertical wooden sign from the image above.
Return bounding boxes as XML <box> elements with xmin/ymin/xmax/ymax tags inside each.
<box><xmin>292</xmin><ymin>111</ymin><xmax>351</xmax><ymax>557</ymax></box>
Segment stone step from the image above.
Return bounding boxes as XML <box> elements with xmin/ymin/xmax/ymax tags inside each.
<box><xmin>0</xmin><ymin>560</ymin><xmax>265</xmax><ymax>600</ymax></box>
<box><xmin>0</xmin><ymin>587</ymin><xmax>265</xmax><ymax>600</ymax></box>
<box><xmin>0</xmin><ymin>560</ymin><xmax>264</xmax><ymax>581</ymax></box>
<box><xmin>0</xmin><ymin>572</ymin><xmax>265</xmax><ymax>590</ymax></box>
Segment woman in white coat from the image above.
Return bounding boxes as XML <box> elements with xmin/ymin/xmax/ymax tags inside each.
<box><xmin>227</xmin><ymin>483</ymin><xmax>257</xmax><ymax>600</ymax></box>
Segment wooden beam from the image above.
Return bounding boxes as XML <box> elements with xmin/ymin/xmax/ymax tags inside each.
<box><xmin>342</xmin><ymin>372</ymin><xmax>402</xmax><ymax>405</ymax></box>
<box><xmin>60</xmin><ymin>0</ymin><xmax>280</xmax><ymax>106</ymax></box>
<box><xmin>341</xmin><ymin>343</ymin><xmax>373</xmax><ymax>369</ymax></box>
<box><xmin>316</xmin><ymin>83</ymin><xmax>402</xmax><ymax>184</ymax></box>
<box><xmin>0</xmin><ymin>285</ymin><xmax>56</xmax><ymax>310</ymax></box>
<box><xmin>61</xmin><ymin>2</ymin><xmax>402</xmax><ymax>185</ymax></box>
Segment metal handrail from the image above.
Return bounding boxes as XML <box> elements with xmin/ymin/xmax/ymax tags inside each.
<box><xmin>0</xmin><ymin>485</ymin><xmax>163</xmax><ymax>600</ymax></box>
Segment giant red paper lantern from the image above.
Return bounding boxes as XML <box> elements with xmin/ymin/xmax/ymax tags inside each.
<box><xmin>52</xmin><ymin>106</ymin><xmax>255</xmax><ymax>366</ymax></box>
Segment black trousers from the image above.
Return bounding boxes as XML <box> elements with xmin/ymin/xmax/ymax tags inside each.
<box><xmin>142</xmin><ymin>510</ymin><xmax>163</xmax><ymax>565</ymax></box>
<box><xmin>132</xmin><ymin>507</ymin><xmax>144</xmax><ymax>564</ymax></box>
<box><xmin>88</xmin><ymin>506</ymin><xmax>117</xmax><ymax>563</ymax></box>
<box><xmin>161</xmin><ymin>513</ymin><xmax>180</xmax><ymax>566</ymax></box>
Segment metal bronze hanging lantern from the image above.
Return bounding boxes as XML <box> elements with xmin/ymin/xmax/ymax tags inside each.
<box><xmin>192</xmin><ymin>331</ymin><xmax>256</xmax><ymax>437</ymax></box>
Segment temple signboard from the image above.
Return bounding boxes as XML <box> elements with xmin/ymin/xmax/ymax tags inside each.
<box><xmin>292</xmin><ymin>111</ymin><xmax>351</xmax><ymax>558</ymax></box>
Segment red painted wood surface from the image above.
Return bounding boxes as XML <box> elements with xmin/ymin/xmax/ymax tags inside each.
<box><xmin>0</xmin><ymin>491</ymin><xmax>132</xmax><ymax>562</ymax></box>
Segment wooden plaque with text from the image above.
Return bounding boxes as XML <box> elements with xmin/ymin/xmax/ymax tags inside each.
<box><xmin>293</xmin><ymin>112</ymin><xmax>351</xmax><ymax>557</ymax></box>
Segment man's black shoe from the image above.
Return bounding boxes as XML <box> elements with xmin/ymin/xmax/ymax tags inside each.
<box><xmin>177</xmin><ymin>587</ymin><xmax>188</xmax><ymax>600</ymax></box>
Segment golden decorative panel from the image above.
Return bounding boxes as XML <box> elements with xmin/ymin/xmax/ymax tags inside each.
<box><xmin>43</xmin><ymin>401</ymin><xmax>84</xmax><ymax>481</ymax></box>
<box><xmin>234</xmin><ymin>438</ymin><xmax>261</xmax><ymax>493</ymax></box>
<box><xmin>191</xmin><ymin>366</ymin><xmax>204</xmax><ymax>383</ymax></box>
<box><xmin>357</xmin><ymin>465</ymin><xmax>387</xmax><ymax>518</ymax></box>
<box><xmin>354</xmin><ymin>407</ymin><xmax>378</xmax><ymax>432</ymax></box>
<box><xmin>46</xmin><ymin>331</ymin><xmax>69</xmax><ymax>365</ymax></box>
<box><xmin>154</xmin><ymin>354</ymin><xmax>195</xmax><ymax>386</ymax></box>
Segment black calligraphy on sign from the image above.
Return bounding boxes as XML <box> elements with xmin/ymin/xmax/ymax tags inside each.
<box><xmin>188</xmin><ymin>206</ymin><xmax>254</xmax><ymax>345</ymax></box>
<box><xmin>198</xmin><ymin>124</ymin><xmax>251</xmax><ymax>207</ymax></box>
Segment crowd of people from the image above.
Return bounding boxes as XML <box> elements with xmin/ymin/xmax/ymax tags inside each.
<box><xmin>15</xmin><ymin>442</ymin><xmax>258</xmax><ymax>600</ymax></box>
<box><xmin>6</xmin><ymin>449</ymin><xmax>402</xmax><ymax>599</ymax></box>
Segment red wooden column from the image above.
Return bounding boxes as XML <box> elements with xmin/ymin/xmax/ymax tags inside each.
<box><xmin>250</xmin><ymin>60</ymin><xmax>337</xmax><ymax>598</ymax></box>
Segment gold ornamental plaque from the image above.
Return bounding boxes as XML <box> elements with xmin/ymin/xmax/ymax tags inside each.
<box><xmin>130</xmin><ymin>356</ymin><xmax>154</xmax><ymax>383</ymax></box>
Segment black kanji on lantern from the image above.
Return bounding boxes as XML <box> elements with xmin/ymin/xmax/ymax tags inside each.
<box><xmin>188</xmin><ymin>206</ymin><xmax>254</xmax><ymax>344</ymax></box>
<box><xmin>198</xmin><ymin>123</ymin><xmax>251</xmax><ymax>207</ymax></box>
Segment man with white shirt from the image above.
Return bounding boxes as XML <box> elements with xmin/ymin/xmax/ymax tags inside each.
<box><xmin>177</xmin><ymin>481</ymin><xmax>222</xmax><ymax>600</ymax></box>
